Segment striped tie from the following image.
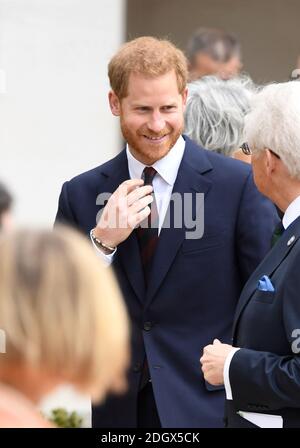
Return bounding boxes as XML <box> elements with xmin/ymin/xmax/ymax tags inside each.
<box><xmin>136</xmin><ymin>166</ymin><xmax>159</xmax><ymax>285</ymax></box>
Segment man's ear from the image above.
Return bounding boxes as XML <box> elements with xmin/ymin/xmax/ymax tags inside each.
<box><xmin>265</xmin><ymin>148</ymin><xmax>277</xmax><ymax>176</ymax></box>
<box><xmin>109</xmin><ymin>90</ymin><xmax>121</xmax><ymax>116</ymax></box>
<box><xmin>182</xmin><ymin>87</ymin><xmax>188</xmax><ymax>109</ymax></box>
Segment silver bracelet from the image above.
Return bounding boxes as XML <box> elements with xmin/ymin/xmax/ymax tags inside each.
<box><xmin>91</xmin><ymin>229</ymin><xmax>116</xmax><ymax>252</ymax></box>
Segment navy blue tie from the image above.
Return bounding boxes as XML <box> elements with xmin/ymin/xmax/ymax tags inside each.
<box><xmin>135</xmin><ymin>167</ymin><xmax>159</xmax><ymax>389</ymax></box>
<box><xmin>136</xmin><ymin>167</ymin><xmax>159</xmax><ymax>285</ymax></box>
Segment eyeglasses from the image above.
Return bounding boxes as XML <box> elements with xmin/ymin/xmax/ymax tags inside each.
<box><xmin>240</xmin><ymin>143</ymin><xmax>281</xmax><ymax>159</ymax></box>
<box><xmin>240</xmin><ymin>142</ymin><xmax>251</xmax><ymax>155</ymax></box>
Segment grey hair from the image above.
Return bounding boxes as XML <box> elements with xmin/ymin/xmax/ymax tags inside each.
<box><xmin>244</xmin><ymin>81</ymin><xmax>300</xmax><ymax>179</ymax></box>
<box><xmin>184</xmin><ymin>76</ymin><xmax>255</xmax><ymax>156</ymax></box>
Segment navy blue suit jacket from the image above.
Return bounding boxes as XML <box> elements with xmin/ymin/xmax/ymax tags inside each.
<box><xmin>55</xmin><ymin>136</ymin><xmax>278</xmax><ymax>427</ymax></box>
<box><xmin>226</xmin><ymin>216</ymin><xmax>300</xmax><ymax>428</ymax></box>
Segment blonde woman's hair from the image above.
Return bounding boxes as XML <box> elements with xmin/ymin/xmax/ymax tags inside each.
<box><xmin>0</xmin><ymin>227</ymin><xmax>129</xmax><ymax>402</ymax></box>
<box><xmin>108</xmin><ymin>36</ymin><xmax>188</xmax><ymax>99</ymax></box>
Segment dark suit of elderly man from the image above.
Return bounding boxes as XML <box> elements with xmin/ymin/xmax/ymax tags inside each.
<box><xmin>201</xmin><ymin>81</ymin><xmax>300</xmax><ymax>428</ymax></box>
<box><xmin>56</xmin><ymin>37</ymin><xmax>278</xmax><ymax>428</ymax></box>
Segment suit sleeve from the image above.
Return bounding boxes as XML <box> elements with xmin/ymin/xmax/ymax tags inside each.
<box><xmin>229</xmin><ymin>249</ymin><xmax>300</xmax><ymax>410</ymax></box>
<box><xmin>236</xmin><ymin>171</ymin><xmax>279</xmax><ymax>283</ymax></box>
<box><xmin>54</xmin><ymin>181</ymin><xmax>78</xmax><ymax>228</ymax></box>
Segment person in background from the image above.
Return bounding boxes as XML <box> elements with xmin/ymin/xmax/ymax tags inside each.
<box><xmin>185</xmin><ymin>76</ymin><xmax>254</xmax><ymax>163</ymax></box>
<box><xmin>0</xmin><ymin>182</ymin><xmax>13</xmax><ymax>232</ymax></box>
<box><xmin>201</xmin><ymin>81</ymin><xmax>300</xmax><ymax>428</ymax></box>
<box><xmin>0</xmin><ymin>227</ymin><xmax>129</xmax><ymax>427</ymax></box>
<box><xmin>186</xmin><ymin>28</ymin><xmax>242</xmax><ymax>81</ymax></box>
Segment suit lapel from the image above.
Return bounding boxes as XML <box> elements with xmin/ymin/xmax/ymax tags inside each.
<box><xmin>117</xmin><ymin>232</ymin><xmax>146</xmax><ymax>302</ymax></box>
<box><xmin>232</xmin><ymin>216</ymin><xmax>300</xmax><ymax>338</ymax></box>
<box><xmin>145</xmin><ymin>140</ymin><xmax>213</xmax><ymax>307</ymax></box>
<box><xmin>98</xmin><ymin>149</ymin><xmax>145</xmax><ymax>303</ymax></box>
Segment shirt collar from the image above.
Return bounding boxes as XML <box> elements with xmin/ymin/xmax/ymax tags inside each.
<box><xmin>282</xmin><ymin>194</ymin><xmax>300</xmax><ymax>229</ymax></box>
<box><xmin>126</xmin><ymin>136</ymin><xmax>185</xmax><ymax>186</ymax></box>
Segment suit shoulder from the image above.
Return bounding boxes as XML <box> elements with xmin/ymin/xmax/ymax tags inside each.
<box><xmin>204</xmin><ymin>149</ymin><xmax>251</xmax><ymax>179</ymax></box>
<box><xmin>67</xmin><ymin>165</ymin><xmax>103</xmax><ymax>188</ymax></box>
<box><xmin>65</xmin><ymin>151</ymin><xmax>124</xmax><ymax>188</ymax></box>
<box><xmin>184</xmin><ymin>135</ymin><xmax>251</xmax><ymax>182</ymax></box>
<box><xmin>197</xmin><ymin>146</ymin><xmax>253</xmax><ymax>191</ymax></box>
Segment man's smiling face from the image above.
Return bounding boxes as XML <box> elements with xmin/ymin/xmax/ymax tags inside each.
<box><xmin>109</xmin><ymin>70</ymin><xmax>187</xmax><ymax>165</ymax></box>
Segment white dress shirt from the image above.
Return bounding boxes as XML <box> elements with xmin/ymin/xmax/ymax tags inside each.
<box><xmin>91</xmin><ymin>136</ymin><xmax>185</xmax><ymax>265</ymax></box>
<box><xmin>224</xmin><ymin>194</ymin><xmax>300</xmax><ymax>400</ymax></box>
<box><xmin>282</xmin><ymin>194</ymin><xmax>300</xmax><ymax>229</ymax></box>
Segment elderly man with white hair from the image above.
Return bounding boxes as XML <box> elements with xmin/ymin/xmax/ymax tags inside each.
<box><xmin>184</xmin><ymin>76</ymin><xmax>254</xmax><ymax>163</ymax></box>
<box><xmin>200</xmin><ymin>81</ymin><xmax>300</xmax><ymax>428</ymax></box>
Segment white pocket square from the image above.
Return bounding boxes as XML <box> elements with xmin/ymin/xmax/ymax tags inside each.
<box><xmin>238</xmin><ymin>411</ymin><xmax>283</xmax><ymax>428</ymax></box>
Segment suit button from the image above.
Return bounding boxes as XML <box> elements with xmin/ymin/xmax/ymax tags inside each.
<box><xmin>143</xmin><ymin>321</ymin><xmax>153</xmax><ymax>331</ymax></box>
<box><xmin>133</xmin><ymin>363</ymin><xmax>142</xmax><ymax>373</ymax></box>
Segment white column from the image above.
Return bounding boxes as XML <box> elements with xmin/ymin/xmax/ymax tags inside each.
<box><xmin>0</xmin><ymin>0</ymin><xmax>125</xmax><ymax>226</ymax></box>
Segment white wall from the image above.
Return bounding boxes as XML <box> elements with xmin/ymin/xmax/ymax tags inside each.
<box><xmin>0</xmin><ymin>0</ymin><xmax>125</xmax><ymax>226</ymax></box>
<box><xmin>0</xmin><ymin>0</ymin><xmax>126</xmax><ymax>426</ymax></box>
